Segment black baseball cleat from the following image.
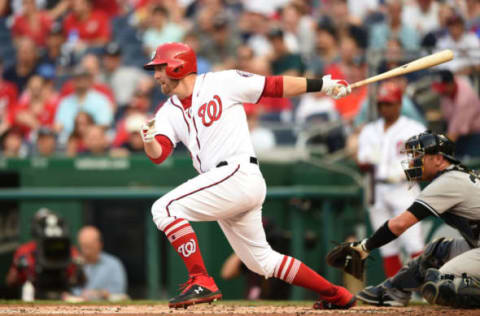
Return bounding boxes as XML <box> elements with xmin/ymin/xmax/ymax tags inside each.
<box><xmin>356</xmin><ymin>284</ymin><xmax>407</xmax><ymax>307</ymax></box>
<box><xmin>313</xmin><ymin>296</ymin><xmax>356</xmax><ymax>309</ymax></box>
<box><xmin>168</xmin><ymin>274</ymin><xmax>222</xmax><ymax>309</ymax></box>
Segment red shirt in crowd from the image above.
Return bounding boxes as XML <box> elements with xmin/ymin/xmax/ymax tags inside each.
<box><xmin>62</xmin><ymin>10</ymin><xmax>111</xmax><ymax>44</ymax></box>
<box><xmin>60</xmin><ymin>80</ymin><xmax>115</xmax><ymax>106</ymax></box>
<box><xmin>8</xmin><ymin>241</ymin><xmax>80</xmax><ymax>286</ymax></box>
<box><xmin>9</xmin><ymin>94</ymin><xmax>59</xmax><ymax>137</ymax></box>
<box><xmin>11</xmin><ymin>12</ymin><xmax>53</xmax><ymax>46</ymax></box>
<box><xmin>0</xmin><ymin>80</ymin><xmax>18</xmax><ymax>124</ymax></box>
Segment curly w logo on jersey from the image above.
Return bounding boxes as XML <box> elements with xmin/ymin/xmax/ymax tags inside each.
<box><xmin>177</xmin><ymin>239</ymin><xmax>197</xmax><ymax>257</ymax></box>
<box><xmin>198</xmin><ymin>95</ymin><xmax>222</xmax><ymax>127</ymax></box>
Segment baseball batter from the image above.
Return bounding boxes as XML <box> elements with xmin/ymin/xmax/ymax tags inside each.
<box><xmin>353</xmin><ymin>132</ymin><xmax>480</xmax><ymax>308</ymax></box>
<box><xmin>357</xmin><ymin>81</ymin><xmax>426</xmax><ymax>277</ymax></box>
<box><xmin>141</xmin><ymin>43</ymin><xmax>354</xmax><ymax>309</ymax></box>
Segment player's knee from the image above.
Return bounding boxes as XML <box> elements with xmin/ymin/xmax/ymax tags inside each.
<box><xmin>151</xmin><ymin>198</ymin><xmax>170</xmax><ymax>230</ymax></box>
<box><xmin>419</xmin><ymin>238</ymin><xmax>452</xmax><ymax>272</ymax></box>
<box><xmin>239</xmin><ymin>249</ymin><xmax>282</xmax><ymax>278</ymax></box>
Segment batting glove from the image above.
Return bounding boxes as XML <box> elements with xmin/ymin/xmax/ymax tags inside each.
<box><xmin>141</xmin><ymin>120</ymin><xmax>156</xmax><ymax>143</ymax></box>
<box><xmin>321</xmin><ymin>74</ymin><xmax>352</xmax><ymax>99</ymax></box>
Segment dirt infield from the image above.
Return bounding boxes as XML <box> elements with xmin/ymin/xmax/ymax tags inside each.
<box><xmin>0</xmin><ymin>302</ymin><xmax>479</xmax><ymax>316</ymax></box>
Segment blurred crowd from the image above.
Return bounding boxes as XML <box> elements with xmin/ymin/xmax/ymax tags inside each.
<box><xmin>0</xmin><ymin>0</ymin><xmax>479</xmax><ymax>159</ymax></box>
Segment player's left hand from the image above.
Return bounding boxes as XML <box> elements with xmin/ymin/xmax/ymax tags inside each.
<box><xmin>321</xmin><ymin>74</ymin><xmax>352</xmax><ymax>99</ymax></box>
<box><xmin>326</xmin><ymin>239</ymin><xmax>369</xmax><ymax>280</ymax></box>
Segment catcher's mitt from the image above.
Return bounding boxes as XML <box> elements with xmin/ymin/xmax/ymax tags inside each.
<box><xmin>326</xmin><ymin>242</ymin><xmax>366</xmax><ymax>280</ymax></box>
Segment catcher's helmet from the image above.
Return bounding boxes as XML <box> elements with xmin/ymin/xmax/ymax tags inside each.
<box><xmin>143</xmin><ymin>42</ymin><xmax>197</xmax><ymax>79</ymax></box>
<box><xmin>401</xmin><ymin>132</ymin><xmax>460</xmax><ymax>181</ymax></box>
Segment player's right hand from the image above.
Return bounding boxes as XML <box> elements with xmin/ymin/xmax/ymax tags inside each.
<box><xmin>321</xmin><ymin>74</ymin><xmax>352</xmax><ymax>99</ymax></box>
<box><xmin>141</xmin><ymin>120</ymin><xmax>156</xmax><ymax>143</ymax></box>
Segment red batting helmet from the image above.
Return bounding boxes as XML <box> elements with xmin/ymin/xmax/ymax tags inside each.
<box><xmin>143</xmin><ymin>42</ymin><xmax>197</xmax><ymax>79</ymax></box>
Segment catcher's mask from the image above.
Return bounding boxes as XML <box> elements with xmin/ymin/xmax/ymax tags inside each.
<box><xmin>401</xmin><ymin>132</ymin><xmax>460</xmax><ymax>181</ymax></box>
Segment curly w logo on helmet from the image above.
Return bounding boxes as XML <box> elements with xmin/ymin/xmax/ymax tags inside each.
<box><xmin>198</xmin><ymin>95</ymin><xmax>222</xmax><ymax>127</ymax></box>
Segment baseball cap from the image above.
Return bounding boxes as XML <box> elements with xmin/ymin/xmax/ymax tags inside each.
<box><xmin>104</xmin><ymin>42</ymin><xmax>122</xmax><ymax>56</ymax></box>
<box><xmin>432</xmin><ymin>70</ymin><xmax>454</xmax><ymax>93</ymax></box>
<box><xmin>377</xmin><ymin>81</ymin><xmax>403</xmax><ymax>103</ymax></box>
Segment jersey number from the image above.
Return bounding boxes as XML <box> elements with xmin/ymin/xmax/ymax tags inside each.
<box><xmin>198</xmin><ymin>95</ymin><xmax>222</xmax><ymax>127</ymax></box>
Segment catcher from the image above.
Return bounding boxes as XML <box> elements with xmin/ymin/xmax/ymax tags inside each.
<box><xmin>327</xmin><ymin>132</ymin><xmax>480</xmax><ymax>308</ymax></box>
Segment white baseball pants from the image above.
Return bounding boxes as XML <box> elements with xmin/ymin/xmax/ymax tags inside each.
<box><xmin>151</xmin><ymin>160</ymin><xmax>283</xmax><ymax>278</ymax></box>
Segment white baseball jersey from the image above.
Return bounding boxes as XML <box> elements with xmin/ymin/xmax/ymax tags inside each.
<box><xmin>358</xmin><ymin>116</ymin><xmax>426</xmax><ymax>183</ymax></box>
<box><xmin>153</xmin><ymin>70</ymin><xmax>264</xmax><ymax>173</ymax></box>
<box><xmin>358</xmin><ymin>116</ymin><xmax>426</xmax><ymax>257</ymax></box>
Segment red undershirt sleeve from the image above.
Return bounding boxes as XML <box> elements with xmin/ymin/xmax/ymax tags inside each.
<box><xmin>146</xmin><ymin>135</ymin><xmax>174</xmax><ymax>164</ymax></box>
<box><xmin>261</xmin><ymin>76</ymin><xmax>284</xmax><ymax>98</ymax></box>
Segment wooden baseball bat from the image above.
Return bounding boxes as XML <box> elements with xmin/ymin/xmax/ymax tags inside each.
<box><xmin>350</xmin><ymin>49</ymin><xmax>454</xmax><ymax>89</ymax></box>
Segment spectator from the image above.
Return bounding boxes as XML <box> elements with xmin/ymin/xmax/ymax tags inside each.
<box><xmin>432</xmin><ymin>70</ymin><xmax>480</xmax><ymax>158</ymax></box>
<box><xmin>435</xmin><ymin>14</ymin><xmax>480</xmax><ymax>74</ymax></box>
<box><xmin>198</xmin><ymin>14</ymin><xmax>240</xmax><ymax>69</ymax></box>
<box><xmin>0</xmin><ymin>127</ymin><xmax>26</xmax><ymax>157</ymax></box>
<box><xmin>465</xmin><ymin>0</ymin><xmax>480</xmax><ymax>32</ymax></box>
<box><xmin>402</xmin><ymin>0</ymin><xmax>441</xmax><ymax>37</ymax></box>
<box><xmin>60</xmin><ymin>54</ymin><xmax>116</xmax><ymax>107</ymax></box>
<box><xmin>356</xmin><ymin>81</ymin><xmax>426</xmax><ymax>277</ymax></box>
<box><xmin>82</xmin><ymin>125</ymin><xmax>109</xmax><ymax>156</ymax></box>
<box><xmin>38</xmin><ymin>22</ymin><xmax>65</xmax><ymax>71</ymax></box>
<box><xmin>66</xmin><ymin>111</ymin><xmax>94</xmax><ymax>156</ymax></box>
<box><xmin>243</xmin><ymin>103</ymin><xmax>275</xmax><ymax>152</ymax></box>
<box><xmin>142</xmin><ymin>6</ymin><xmax>185</xmax><ymax>56</ymax></box>
<box><xmin>308</xmin><ymin>16</ymin><xmax>340</xmax><ymax>77</ymax></box>
<box><xmin>35</xmin><ymin>127</ymin><xmax>57</xmax><ymax>156</ymax></box>
<box><xmin>240</xmin><ymin>7</ymin><xmax>273</xmax><ymax>58</ymax></box>
<box><xmin>280</xmin><ymin>2</ymin><xmax>316</xmax><ymax>59</ymax></box>
<box><xmin>62</xmin><ymin>0</ymin><xmax>111</xmax><ymax>47</ymax></box>
<box><xmin>182</xmin><ymin>32</ymin><xmax>212</xmax><ymax>74</ymax></box>
<box><xmin>11</xmin><ymin>0</ymin><xmax>53</xmax><ymax>47</ymax></box>
<box><xmin>11</xmin><ymin>73</ymin><xmax>59</xmax><ymax>139</ymax></box>
<box><xmin>73</xmin><ymin>226</ymin><xmax>127</xmax><ymax>301</ymax></box>
<box><xmin>369</xmin><ymin>0</ymin><xmax>420</xmax><ymax>51</ymax></box>
<box><xmin>5</xmin><ymin>208</ymin><xmax>83</xmax><ymax>299</ymax></box>
<box><xmin>267</xmin><ymin>28</ymin><xmax>305</xmax><ymax>76</ymax></box>
<box><xmin>3</xmin><ymin>37</ymin><xmax>39</xmax><ymax>93</ymax></box>
<box><xmin>54</xmin><ymin>66</ymin><xmax>113</xmax><ymax>145</ymax></box>
<box><xmin>110</xmin><ymin>113</ymin><xmax>146</xmax><ymax>157</ymax></box>
<box><xmin>100</xmin><ymin>42</ymin><xmax>150</xmax><ymax>109</ymax></box>
<box><xmin>0</xmin><ymin>58</ymin><xmax>19</xmax><ymax>136</ymax></box>
<box><xmin>10</xmin><ymin>0</ymin><xmax>69</xmax><ymax>19</ymax></box>
<box><xmin>111</xmin><ymin>90</ymin><xmax>151</xmax><ymax>148</ymax></box>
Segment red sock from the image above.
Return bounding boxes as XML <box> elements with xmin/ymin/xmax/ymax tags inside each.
<box><xmin>383</xmin><ymin>254</ymin><xmax>403</xmax><ymax>277</ymax></box>
<box><xmin>273</xmin><ymin>255</ymin><xmax>337</xmax><ymax>298</ymax></box>
<box><xmin>164</xmin><ymin>218</ymin><xmax>207</xmax><ymax>276</ymax></box>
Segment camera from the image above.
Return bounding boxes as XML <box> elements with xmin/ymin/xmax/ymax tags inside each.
<box><xmin>20</xmin><ymin>209</ymin><xmax>83</xmax><ymax>299</ymax></box>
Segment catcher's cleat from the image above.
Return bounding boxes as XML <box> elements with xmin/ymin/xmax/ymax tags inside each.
<box><xmin>356</xmin><ymin>284</ymin><xmax>407</xmax><ymax>307</ymax></box>
<box><xmin>168</xmin><ymin>274</ymin><xmax>222</xmax><ymax>309</ymax></box>
<box><xmin>313</xmin><ymin>286</ymin><xmax>356</xmax><ymax>310</ymax></box>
